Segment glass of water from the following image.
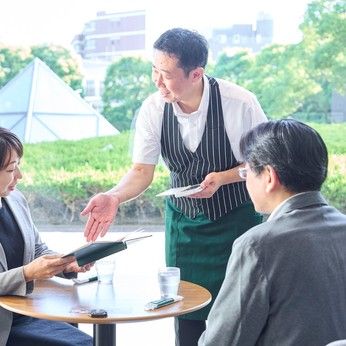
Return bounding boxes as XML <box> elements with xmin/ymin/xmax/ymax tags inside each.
<box><xmin>158</xmin><ymin>267</ymin><xmax>180</xmax><ymax>298</ymax></box>
<box><xmin>95</xmin><ymin>256</ymin><xmax>116</xmax><ymax>284</ymax></box>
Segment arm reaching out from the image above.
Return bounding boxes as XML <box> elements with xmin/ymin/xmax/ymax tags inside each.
<box><xmin>81</xmin><ymin>163</ymin><xmax>155</xmax><ymax>241</ymax></box>
<box><xmin>191</xmin><ymin>164</ymin><xmax>245</xmax><ymax>199</ymax></box>
<box><xmin>81</xmin><ymin>193</ymin><xmax>120</xmax><ymax>242</ymax></box>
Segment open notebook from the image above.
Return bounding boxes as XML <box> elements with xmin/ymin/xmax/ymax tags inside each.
<box><xmin>62</xmin><ymin>228</ymin><xmax>151</xmax><ymax>266</ymax></box>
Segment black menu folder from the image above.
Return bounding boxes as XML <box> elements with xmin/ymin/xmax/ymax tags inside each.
<box><xmin>63</xmin><ymin>231</ymin><xmax>151</xmax><ymax>266</ymax></box>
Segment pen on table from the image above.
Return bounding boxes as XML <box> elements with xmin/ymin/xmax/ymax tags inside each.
<box><xmin>72</xmin><ymin>276</ymin><xmax>98</xmax><ymax>284</ymax></box>
<box><xmin>145</xmin><ymin>296</ymin><xmax>183</xmax><ymax>311</ymax></box>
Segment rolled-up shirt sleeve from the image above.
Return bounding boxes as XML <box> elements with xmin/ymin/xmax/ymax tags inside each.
<box><xmin>199</xmin><ymin>238</ymin><xmax>269</xmax><ymax>346</ymax></box>
<box><xmin>132</xmin><ymin>94</ymin><xmax>163</xmax><ymax>165</ymax></box>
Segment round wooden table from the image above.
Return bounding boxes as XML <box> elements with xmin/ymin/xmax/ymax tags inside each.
<box><xmin>0</xmin><ymin>277</ymin><xmax>211</xmax><ymax>346</ymax></box>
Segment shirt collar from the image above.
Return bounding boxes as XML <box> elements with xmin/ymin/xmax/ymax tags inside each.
<box><xmin>172</xmin><ymin>75</ymin><xmax>210</xmax><ymax>118</ymax></box>
<box><xmin>267</xmin><ymin>192</ymin><xmax>307</xmax><ymax>222</ymax></box>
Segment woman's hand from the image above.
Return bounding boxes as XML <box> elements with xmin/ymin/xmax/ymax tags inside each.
<box><xmin>23</xmin><ymin>255</ymin><xmax>75</xmax><ymax>281</ymax></box>
<box><xmin>64</xmin><ymin>261</ymin><xmax>94</xmax><ymax>274</ymax></box>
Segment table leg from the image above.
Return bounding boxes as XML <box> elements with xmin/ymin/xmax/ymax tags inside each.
<box><xmin>93</xmin><ymin>324</ymin><xmax>116</xmax><ymax>346</ymax></box>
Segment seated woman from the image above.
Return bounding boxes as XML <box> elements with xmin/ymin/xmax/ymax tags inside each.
<box><xmin>0</xmin><ymin>127</ymin><xmax>92</xmax><ymax>346</ymax></box>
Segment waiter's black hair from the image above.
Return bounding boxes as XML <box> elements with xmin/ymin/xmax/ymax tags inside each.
<box><xmin>154</xmin><ymin>28</ymin><xmax>208</xmax><ymax>76</ymax></box>
<box><xmin>0</xmin><ymin>127</ymin><xmax>23</xmax><ymax>169</ymax></box>
<box><xmin>239</xmin><ymin>119</ymin><xmax>328</xmax><ymax>192</ymax></box>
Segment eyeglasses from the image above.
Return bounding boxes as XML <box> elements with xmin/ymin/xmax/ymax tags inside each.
<box><xmin>238</xmin><ymin>165</ymin><xmax>262</xmax><ymax>180</ymax></box>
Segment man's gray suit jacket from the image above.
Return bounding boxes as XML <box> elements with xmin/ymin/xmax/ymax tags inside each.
<box><xmin>199</xmin><ymin>191</ymin><xmax>346</xmax><ymax>346</ymax></box>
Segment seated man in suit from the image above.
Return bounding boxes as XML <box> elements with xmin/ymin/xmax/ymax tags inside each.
<box><xmin>0</xmin><ymin>127</ymin><xmax>92</xmax><ymax>346</ymax></box>
<box><xmin>199</xmin><ymin>119</ymin><xmax>346</xmax><ymax>346</ymax></box>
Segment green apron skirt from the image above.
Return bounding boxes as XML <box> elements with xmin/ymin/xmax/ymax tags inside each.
<box><xmin>165</xmin><ymin>199</ymin><xmax>262</xmax><ymax>320</ymax></box>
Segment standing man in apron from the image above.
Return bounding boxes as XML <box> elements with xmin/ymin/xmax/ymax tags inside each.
<box><xmin>82</xmin><ymin>28</ymin><xmax>267</xmax><ymax>346</ymax></box>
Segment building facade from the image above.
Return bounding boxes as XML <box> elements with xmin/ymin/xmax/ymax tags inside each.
<box><xmin>72</xmin><ymin>10</ymin><xmax>146</xmax><ymax>61</ymax></box>
<box><xmin>209</xmin><ymin>12</ymin><xmax>273</xmax><ymax>60</ymax></box>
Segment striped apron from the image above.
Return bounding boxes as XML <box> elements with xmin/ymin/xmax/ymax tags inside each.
<box><xmin>161</xmin><ymin>77</ymin><xmax>262</xmax><ymax>319</ymax></box>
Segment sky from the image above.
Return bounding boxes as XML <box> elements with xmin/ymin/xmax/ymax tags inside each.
<box><xmin>0</xmin><ymin>0</ymin><xmax>312</xmax><ymax>50</ymax></box>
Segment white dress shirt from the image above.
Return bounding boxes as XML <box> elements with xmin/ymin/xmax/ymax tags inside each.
<box><xmin>133</xmin><ymin>75</ymin><xmax>267</xmax><ymax>165</ymax></box>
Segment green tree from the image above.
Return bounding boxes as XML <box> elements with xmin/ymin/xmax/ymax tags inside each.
<box><xmin>0</xmin><ymin>45</ymin><xmax>31</xmax><ymax>88</ymax></box>
<box><xmin>212</xmin><ymin>51</ymin><xmax>254</xmax><ymax>85</ymax></box>
<box><xmin>245</xmin><ymin>44</ymin><xmax>320</xmax><ymax>119</ymax></box>
<box><xmin>0</xmin><ymin>44</ymin><xmax>82</xmax><ymax>91</ymax></box>
<box><xmin>102</xmin><ymin>57</ymin><xmax>156</xmax><ymax>131</ymax></box>
<box><xmin>299</xmin><ymin>0</ymin><xmax>346</xmax><ymax>93</ymax></box>
<box><xmin>31</xmin><ymin>45</ymin><xmax>83</xmax><ymax>90</ymax></box>
<box><xmin>291</xmin><ymin>0</ymin><xmax>346</xmax><ymax>122</ymax></box>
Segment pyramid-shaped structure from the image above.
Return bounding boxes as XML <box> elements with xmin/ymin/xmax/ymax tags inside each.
<box><xmin>0</xmin><ymin>58</ymin><xmax>119</xmax><ymax>143</ymax></box>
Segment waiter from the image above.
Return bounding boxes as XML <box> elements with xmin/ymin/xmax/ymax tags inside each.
<box><xmin>82</xmin><ymin>28</ymin><xmax>267</xmax><ymax>346</ymax></box>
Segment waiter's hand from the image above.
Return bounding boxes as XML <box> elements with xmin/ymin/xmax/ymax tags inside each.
<box><xmin>80</xmin><ymin>193</ymin><xmax>120</xmax><ymax>242</ymax></box>
<box><xmin>190</xmin><ymin>172</ymin><xmax>223</xmax><ymax>199</ymax></box>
